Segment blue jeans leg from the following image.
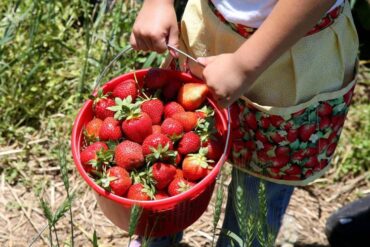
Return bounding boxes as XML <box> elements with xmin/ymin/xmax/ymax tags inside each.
<box><xmin>217</xmin><ymin>169</ymin><xmax>294</xmax><ymax>247</ymax></box>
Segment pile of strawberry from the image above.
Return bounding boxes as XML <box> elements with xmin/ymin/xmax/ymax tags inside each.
<box><xmin>80</xmin><ymin>69</ymin><xmax>224</xmax><ymax>201</ymax></box>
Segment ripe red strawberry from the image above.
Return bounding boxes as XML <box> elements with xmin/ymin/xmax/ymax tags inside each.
<box><xmin>94</xmin><ymin>97</ymin><xmax>115</xmax><ymax>120</ymax></box>
<box><xmin>260</xmin><ymin>117</ymin><xmax>270</xmax><ymax>129</ymax></box>
<box><xmin>177</xmin><ymin>83</ymin><xmax>209</xmax><ymax>111</ymax></box>
<box><xmin>172</xmin><ymin>112</ymin><xmax>198</xmax><ymax>132</ymax></box>
<box><xmin>168</xmin><ymin>178</ymin><xmax>195</xmax><ymax>196</ymax></box>
<box><xmin>269</xmin><ymin>115</ymin><xmax>285</xmax><ymax>127</ymax></box>
<box><xmin>319</xmin><ymin>117</ymin><xmax>331</xmax><ymax>130</ymax></box>
<box><xmin>318</xmin><ymin>138</ymin><xmax>329</xmax><ymax>153</ymax></box>
<box><xmin>304</xmin><ymin>169</ymin><xmax>313</xmax><ymax>178</ymax></box>
<box><xmin>229</xmin><ymin>103</ymin><xmax>241</xmax><ymax>129</ymax></box>
<box><xmin>343</xmin><ymin>90</ymin><xmax>353</xmax><ymax>105</ymax></box>
<box><xmin>255</xmin><ymin>131</ymin><xmax>269</xmax><ymax>143</ymax></box>
<box><xmin>182</xmin><ymin>150</ymin><xmax>211</xmax><ymax>181</ymax></box>
<box><xmin>270</xmin><ymin>132</ymin><xmax>285</xmax><ymax>144</ymax></box>
<box><xmin>275</xmin><ymin>146</ymin><xmax>290</xmax><ymax>157</ymax></box>
<box><xmin>152</xmin><ymin>125</ymin><xmax>162</xmax><ymax>134</ymax></box>
<box><xmin>112</xmin><ymin>79</ymin><xmax>138</xmax><ymax>101</ymax></box>
<box><xmin>152</xmin><ymin>162</ymin><xmax>177</xmax><ymax>190</ymax></box>
<box><xmin>304</xmin><ymin>156</ymin><xmax>319</xmax><ymax>168</ymax></box>
<box><xmin>163</xmin><ymin>80</ymin><xmax>182</xmax><ymax>100</ymax></box>
<box><xmin>287</xmin><ymin>129</ymin><xmax>298</xmax><ymax>142</ymax></box>
<box><xmin>141</xmin><ymin>99</ymin><xmax>164</xmax><ymax>125</ymax></box>
<box><xmin>99</xmin><ymin>117</ymin><xmax>122</xmax><ymax>141</ymax></box>
<box><xmin>203</xmin><ymin>138</ymin><xmax>223</xmax><ymax>161</ymax></box>
<box><xmin>326</xmin><ymin>143</ymin><xmax>337</xmax><ymax>156</ymax></box>
<box><xmin>115</xmin><ymin>140</ymin><xmax>144</xmax><ymax>171</ymax></box>
<box><xmin>164</xmin><ymin>102</ymin><xmax>185</xmax><ymax>118</ymax></box>
<box><xmin>85</xmin><ymin>118</ymin><xmax>103</xmax><ymax>139</ymax></box>
<box><xmin>178</xmin><ymin>132</ymin><xmax>201</xmax><ymax>155</ymax></box>
<box><xmin>106</xmin><ymin>166</ymin><xmax>132</xmax><ymax>196</ymax></box>
<box><xmin>318</xmin><ymin>102</ymin><xmax>333</xmax><ymax>117</ymax></box>
<box><xmin>245</xmin><ymin>112</ymin><xmax>257</xmax><ymax>130</ymax></box>
<box><xmin>257</xmin><ymin>150</ymin><xmax>270</xmax><ymax>163</ymax></box>
<box><xmin>298</xmin><ymin>124</ymin><xmax>316</xmax><ymax>142</ymax></box>
<box><xmin>292</xmin><ymin>150</ymin><xmax>305</xmax><ymax>162</ymax></box>
<box><xmin>245</xmin><ymin>140</ymin><xmax>256</xmax><ymax>151</ymax></box>
<box><xmin>80</xmin><ymin>142</ymin><xmax>109</xmax><ymax>173</ymax></box>
<box><xmin>161</xmin><ymin>118</ymin><xmax>184</xmax><ymax>140</ymax></box>
<box><xmin>271</xmin><ymin>156</ymin><xmax>289</xmax><ymax>168</ymax></box>
<box><xmin>175</xmin><ymin>152</ymin><xmax>182</xmax><ymax>165</ymax></box>
<box><xmin>155</xmin><ymin>191</ymin><xmax>170</xmax><ymax>200</ymax></box>
<box><xmin>304</xmin><ymin>147</ymin><xmax>318</xmax><ymax>156</ymax></box>
<box><xmin>127</xmin><ymin>183</ymin><xmax>152</xmax><ymax>201</ymax></box>
<box><xmin>285</xmin><ymin>165</ymin><xmax>301</xmax><ymax>176</ymax></box>
<box><xmin>122</xmin><ymin>112</ymin><xmax>152</xmax><ymax>143</ymax></box>
<box><xmin>292</xmin><ymin>108</ymin><xmax>306</xmax><ymax>117</ymax></box>
<box><xmin>142</xmin><ymin>133</ymin><xmax>174</xmax><ymax>156</ymax></box>
<box><xmin>175</xmin><ymin>169</ymin><xmax>184</xmax><ymax>179</ymax></box>
<box><xmin>143</xmin><ymin>68</ymin><xmax>168</xmax><ymax>89</ymax></box>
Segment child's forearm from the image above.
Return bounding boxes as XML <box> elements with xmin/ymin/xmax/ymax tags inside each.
<box><xmin>234</xmin><ymin>0</ymin><xmax>336</xmax><ymax>77</ymax></box>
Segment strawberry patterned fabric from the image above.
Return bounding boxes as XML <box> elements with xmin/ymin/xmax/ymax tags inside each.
<box><xmin>208</xmin><ymin>0</ymin><xmax>345</xmax><ymax>39</ymax></box>
<box><xmin>230</xmin><ymin>84</ymin><xmax>355</xmax><ymax>185</ymax></box>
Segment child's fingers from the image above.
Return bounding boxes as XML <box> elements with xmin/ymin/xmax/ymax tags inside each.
<box><xmin>152</xmin><ymin>36</ymin><xmax>168</xmax><ymax>53</ymax></box>
<box><xmin>130</xmin><ymin>33</ymin><xmax>138</xmax><ymax>50</ymax></box>
<box><xmin>168</xmin><ymin>25</ymin><xmax>179</xmax><ymax>58</ymax></box>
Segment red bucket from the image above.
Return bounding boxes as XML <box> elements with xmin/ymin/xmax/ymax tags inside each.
<box><xmin>71</xmin><ymin>69</ymin><xmax>231</xmax><ymax>237</ymax></box>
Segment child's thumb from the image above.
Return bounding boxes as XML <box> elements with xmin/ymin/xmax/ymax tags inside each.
<box><xmin>197</xmin><ymin>56</ymin><xmax>216</xmax><ymax>66</ymax></box>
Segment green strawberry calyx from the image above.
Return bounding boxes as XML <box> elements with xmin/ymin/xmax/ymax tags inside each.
<box><xmin>188</xmin><ymin>147</ymin><xmax>214</xmax><ymax>169</ymax></box>
<box><xmin>108</xmin><ymin>96</ymin><xmax>141</xmax><ymax>120</ymax></box>
<box><xmin>145</xmin><ymin>144</ymin><xmax>177</xmax><ymax>165</ymax></box>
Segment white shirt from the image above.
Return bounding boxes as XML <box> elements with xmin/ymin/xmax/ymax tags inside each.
<box><xmin>212</xmin><ymin>0</ymin><xmax>344</xmax><ymax>28</ymax></box>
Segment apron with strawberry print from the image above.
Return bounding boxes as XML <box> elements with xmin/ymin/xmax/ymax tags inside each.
<box><xmin>171</xmin><ymin>0</ymin><xmax>359</xmax><ymax>185</ymax></box>
<box><xmin>229</xmin><ymin>81</ymin><xmax>356</xmax><ymax>185</ymax></box>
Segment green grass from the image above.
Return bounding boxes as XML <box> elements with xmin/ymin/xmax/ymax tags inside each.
<box><xmin>0</xmin><ymin>0</ymin><xmax>162</xmax><ymax>144</ymax></box>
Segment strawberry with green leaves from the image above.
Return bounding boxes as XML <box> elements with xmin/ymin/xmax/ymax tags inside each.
<box><xmin>177</xmin><ymin>83</ymin><xmax>209</xmax><ymax>111</ymax></box>
<box><xmin>127</xmin><ymin>183</ymin><xmax>153</xmax><ymax>201</ymax></box>
<box><xmin>115</xmin><ymin>140</ymin><xmax>144</xmax><ymax>171</ymax></box>
<box><xmin>142</xmin><ymin>133</ymin><xmax>174</xmax><ymax>156</ymax></box>
<box><xmin>178</xmin><ymin>131</ymin><xmax>201</xmax><ymax>155</ymax></box>
<box><xmin>182</xmin><ymin>148</ymin><xmax>212</xmax><ymax>181</ymax></box>
<box><xmin>164</xmin><ymin>102</ymin><xmax>185</xmax><ymax>118</ymax></box>
<box><xmin>168</xmin><ymin>178</ymin><xmax>195</xmax><ymax>196</ymax></box>
<box><xmin>161</xmin><ymin>118</ymin><xmax>184</xmax><ymax>141</ymax></box>
<box><xmin>99</xmin><ymin>117</ymin><xmax>122</xmax><ymax>141</ymax></box>
<box><xmin>109</xmin><ymin>97</ymin><xmax>152</xmax><ymax>143</ymax></box>
<box><xmin>93</xmin><ymin>96</ymin><xmax>115</xmax><ymax>120</ymax></box>
<box><xmin>101</xmin><ymin>166</ymin><xmax>132</xmax><ymax>196</ymax></box>
<box><xmin>202</xmin><ymin>137</ymin><xmax>223</xmax><ymax>161</ymax></box>
<box><xmin>172</xmin><ymin>112</ymin><xmax>198</xmax><ymax>132</ymax></box>
<box><xmin>152</xmin><ymin>162</ymin><xmax>177</xmax><ymax>190</ymax></box>
<box><xmin>80</xmin><ymin>142</ymin><xmax>110</xmax><ymax>173</ymax></box>
<box><xmin>112</xmin><ymin>79</ymin><xmax>138</xmax><ymax>101</ymax></box>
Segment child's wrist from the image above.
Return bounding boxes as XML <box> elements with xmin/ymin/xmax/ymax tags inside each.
<box><xmin>232</xmin><ymin>50</ymin><xmax>264</xmax><ymax>81</ymax></box>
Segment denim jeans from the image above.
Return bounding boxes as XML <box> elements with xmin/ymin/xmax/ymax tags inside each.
<box><xmin>143</xmin><ymin>170</ymin><xmax>294</xmax><ymax>247</ymax></box>
<box><xmin>216</xmin><ymin>170</ymin><xmax>294</xmax><ymax>247</ymax></box>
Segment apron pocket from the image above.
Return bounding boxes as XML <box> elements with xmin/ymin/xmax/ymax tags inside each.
<box><xmin>230</xmin><ymin>79</ymin><xmax>356</xmax><ymax>186</ymax></box>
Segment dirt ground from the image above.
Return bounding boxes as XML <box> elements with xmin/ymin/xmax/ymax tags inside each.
<box><xmin>1</xmin><ymin>159</ymin><xmax>369</xmax><ymax>247</ymax></box>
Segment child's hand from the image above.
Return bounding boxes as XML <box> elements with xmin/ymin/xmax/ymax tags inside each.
<box><xmin>198</xmin><ymin>54</ymin><xmax>257</xmax><ymax>108</ymax></box>
<box><xmin>130</xmin><ymin>0</ymin><xmax>178</xmax><ymax>55</ymax></box>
